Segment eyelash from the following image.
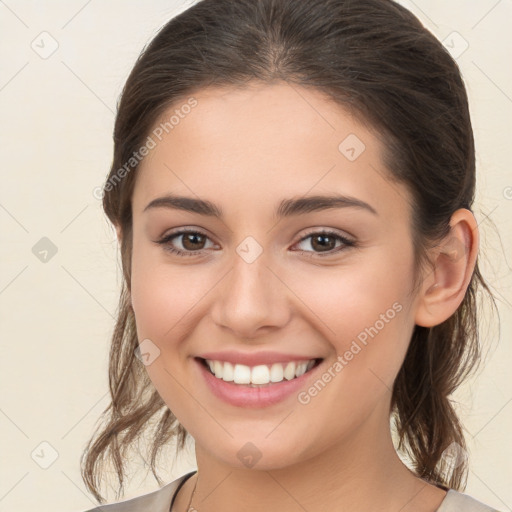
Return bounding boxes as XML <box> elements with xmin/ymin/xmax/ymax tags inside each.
<box><xmin>155</xmin><ymin>228</ymin><xmax>356</xmax><ymax>258</ymax></box>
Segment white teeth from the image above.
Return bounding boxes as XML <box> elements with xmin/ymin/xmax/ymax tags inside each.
<box><xmin>222</xmin><ymin>361</ymin><xmax>234</xmax><ymax>382</ymax></box>
<box><xmin>213</xmin><ymin>360</ymin><xmax>223</xmax><ymax>379</ymax></box>
<box><xmin>204</xmin><ymin>358</ymin><xmax>319</xmax><ymax>385</ymax></box>
<box><xmin>233</xmin><ymin>364</ymin><xmax>251</xmax><ymax>384</ymax></box>
<box><xmin>250</xmin><ymin>365</ymin><xmax>270</xmax><ymax>385</ymax></box>
<box><xmin>283</xmin><ymin>362</ymin><xmax>296</xmax><ymax>380</ymax></box>
<box><xmin>295</xmin><ymin>361</ymin><xmax>308</xmax><ymax>378</ymax></box>
<box><xmin>269</xmin><ymin>363</ymin><xmax>284</xmax><ymax>382</ymax></box>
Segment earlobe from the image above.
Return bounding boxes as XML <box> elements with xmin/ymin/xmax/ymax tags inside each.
<box><xmin>414</xmin><ymin>209</ymin><xmax>479</xmax><ymax>327</ymax></box>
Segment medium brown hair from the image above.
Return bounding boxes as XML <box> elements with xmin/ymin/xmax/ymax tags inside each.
<box><xmin>81</xmin><ymin>0</ymin><xmax>497</xmax><ymax>503</ymax></box>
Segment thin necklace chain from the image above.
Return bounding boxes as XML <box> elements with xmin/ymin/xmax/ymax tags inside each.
<box><xmin>170</xmin><ymin>472</ymin><xmax>198</xmax><ymax>512</ymax></box>
<box><xmin>185</xmin><ymin>472</ymin><xmax>198</xmax><ymax>512</ymax></box>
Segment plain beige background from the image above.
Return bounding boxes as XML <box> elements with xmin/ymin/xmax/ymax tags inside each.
<box><xmin>0</xmin><ymin>1</ymin><xmax>511</xmax><ymax>511</ymax></box>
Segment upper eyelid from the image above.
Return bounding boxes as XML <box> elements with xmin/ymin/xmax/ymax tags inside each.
<box><xmin>159</xmin><ymin>228</ymin><xmax>217</xmax><ymax>246</ymax></box>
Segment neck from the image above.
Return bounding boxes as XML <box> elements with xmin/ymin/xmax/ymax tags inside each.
<box><xmin>174</xmin><ymin>401</ymin><xmax>447</xmax><ymax>512</ymax></box>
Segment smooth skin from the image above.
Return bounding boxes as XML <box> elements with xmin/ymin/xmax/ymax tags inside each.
<box><xmin>116</xmin><ymin>82</ymin><xmax>478</xmax><ymax>512</ymax></box>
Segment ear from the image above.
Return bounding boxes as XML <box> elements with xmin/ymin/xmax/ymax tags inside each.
<box><xmin>414</xmin><ymin>208</ymin><xmax>479</xmax><ymax>327</ymax></box>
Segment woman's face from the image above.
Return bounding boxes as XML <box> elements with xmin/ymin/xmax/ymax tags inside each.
<box><xmin>129</xmin><ymin>82</ymin><xmax>423</xmax><ymax>470</ymax></box>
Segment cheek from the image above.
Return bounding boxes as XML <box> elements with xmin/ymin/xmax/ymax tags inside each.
<box><xmin>295</xmin><ymin>254</ymin><xmax>411</xmax><ymax>335</ymax></box>
<box><xmin>130</xmin><ymin>237</ymin><xmax>175</xmax><ymax>340</ymax></box>
<box><xmin>129</xmin><ymin>244</ymin><xmax>205</xmax><ymax>407</ymax></box>
<box><xmin>130</xmin><ymin>239</ymin><xmax>213</xmax><ymax>344</ymax></box>
<box><xmin>291</xmin><ymin>252</ymin><xmax>415</xmax><ymax>386</ymax></box>
<box><xmin>285</xmin><ymin>261</ymin><xmax>414</xmax><ymax>445</ymax></box>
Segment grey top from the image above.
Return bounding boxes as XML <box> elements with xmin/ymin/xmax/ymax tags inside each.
<box><xmin>81</xmin><ymin>471</ymin><xmax>502</xmax><ymax>512</ymax></box>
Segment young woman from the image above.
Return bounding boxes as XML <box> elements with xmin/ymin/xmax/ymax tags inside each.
<box><xmin>80</xmin><ymin>1</ymin><xmax>502</xmax><ymax>511</ymax></box>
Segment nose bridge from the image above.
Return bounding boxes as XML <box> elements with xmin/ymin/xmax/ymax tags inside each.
<box><xmin>212</xmin><ymin>240</ymin><xmax>290</xmax><ymax>337</ymax></box>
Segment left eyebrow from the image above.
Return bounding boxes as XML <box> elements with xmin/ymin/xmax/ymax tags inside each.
<box><xmin>143</xmin><ymin>193</ymin><xmax>378</xmax><ymax>218</ymax></box>
<box><xmin>276</xmin><ymin>194</ymin><xmax>378</xmax><ymax>217</ymax></box>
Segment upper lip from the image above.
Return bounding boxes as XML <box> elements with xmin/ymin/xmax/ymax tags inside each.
<box><xmin>196</xmin><ymin>350</ymin><xmax>323</xmax><ymax>367</ymax></box>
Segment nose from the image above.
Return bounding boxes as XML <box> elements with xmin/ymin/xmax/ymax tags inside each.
<box><xmin>210</xmin><ymin>249</ymin><xmax>292</xmax><ymax>340</ymax></box>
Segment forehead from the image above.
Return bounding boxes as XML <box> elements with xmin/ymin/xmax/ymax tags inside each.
<box><xmin>132</xmin><ymin>82</ymin><xmax>410</xmax><ymax>221</ymax></box>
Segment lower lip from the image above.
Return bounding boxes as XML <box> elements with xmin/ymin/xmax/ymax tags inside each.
<box><xmin>194</xmin><ymin>357</ymin><xmax>323</xmax><ymax>408</ymax></box>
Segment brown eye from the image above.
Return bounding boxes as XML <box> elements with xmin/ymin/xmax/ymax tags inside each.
<box><xmin>156</xmin><ymin>228</ymin><xmax>356</xmax><ymax>259</ymax></box>
<box><xmin>156</xmin><ymin>229</ymin><xmax>215</xmax><ymax>257</ymax></box>
<box><xmin>181</xmin><ymin>232</ymin><xmax>207</xmax><ymax>250</ymax></box>
<box><xmin>293</xmin><ymin>230</ymin><xmax>356</xmax><ymax>258</ymax></box>
<box><xmin>309</xmin><ymin>234</ymin><xmax>337</xmax><ymax>252</ymax></box>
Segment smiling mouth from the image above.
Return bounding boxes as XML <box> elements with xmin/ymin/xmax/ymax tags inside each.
<box><xmin>196</xmin><ymin>357</ymin><xmax>324</xmax><ymax>387</ymax></box>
